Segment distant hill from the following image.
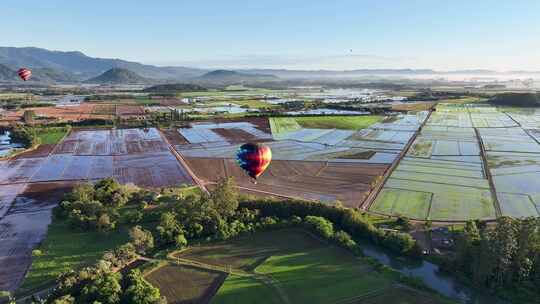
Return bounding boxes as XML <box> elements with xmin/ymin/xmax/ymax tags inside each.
<box><xmin>0</xmin><ymin>47</ymin><xmax>207</xmax><ymax>81</ymax></box>
<box><xmin>85</xmin><ymin>68</ymin><xmax>149</xmax><ymax>84</ymax></box>
<box><xmin>0</xmin><ymin>63</ymin><xmax>17</xmax><ymax>81</ymax></box>
<box><xmin>195</xmin><ymin>70</ymin><xmax>279</xmax><ymax>84</ymax></box>
<box><xmin>489</xmin><ymin>93</ymin><xmax>540</xmax><ymax>107</ymax></box>
<box><xmin>143</xmin><ymin>83</ymin><xmax>207</xmax><ymax>93</ymax></box>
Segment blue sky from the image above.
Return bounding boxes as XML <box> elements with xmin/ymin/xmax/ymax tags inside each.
<box><xmin>2</xmin><ymin>0</ymin><xmax>540</xmax><ymax>70</ymax></box>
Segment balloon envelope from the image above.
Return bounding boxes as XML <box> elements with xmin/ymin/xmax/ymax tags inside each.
<box><xmin>18</xmin><ymin>68</ymin><xmax>32</xmax><ymax>81</ymax></box>
<box><xmin>236</xmin><ymin>143</ymin><xmax>272</xmax><ymax>179</ymax></box>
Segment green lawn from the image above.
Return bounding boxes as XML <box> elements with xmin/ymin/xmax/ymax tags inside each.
<box><xmin>255</xmin><ymin>247</ymin><xmax>391</xmax><ymax>304</ymax></box>
<box><xmin>178</xmin><ymin>229</ymin><xmax>451</xmax><ymax>304</ymax></box>
<box><xmin>294</xmin><ymin>115</ymin><xmax>383</xmax><ymax>130</ymax></box>
<box><xmin>18</xmin><ymin>220</ymin><xmax>130</xmax><ymax>295</ymax></box>
<box><xmin>36</xmin><ymin>129</ymin><xmax>69</xmax><ymax>145</ymax></box>
<box><xmin>211</xmin><ymin>275</ymin><xmax>281</xmax><ymax>304</ymax></box>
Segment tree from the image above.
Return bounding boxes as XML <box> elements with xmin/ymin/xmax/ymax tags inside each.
<box><xmin>80</xmin><ymin>272</ymin><xmax>122</xmax><ymax>304</ymax></box>
<box><xmin>52</xmin><ymin>295</ymin><xmax>75</xmax><ymax>304</ymax></box>
<box><xmin>210</xmin><ymin>178</ymin><xmax>239</xmax><ymax>218</ymax></box>
<box><xmin>122</xmin><ymin>270</ymin><xmax>164</xmax><ymax>304</ymax></box>
<box><xmin>490</xmin><ymin>217</ymin><xmax>518</xmax><ymax>287</ymax></box>
<box><xmin>129</xmin><ymin>226</ymin><xmax>154</xmax><ymax>255</ymax></box>
<box><xmin>304</xmin><ymin>216</ymin><xmax>334</xmax><ymax>239</ymax></box>
<box><xmin>97</xmin><ymin>213</ymin><xmax>115</xmax><ymax>232</ymax></box>
<box><xmin>156</xmin><ymin>212</ymin><xmax>183</xmax><ymax>245</ymax></box>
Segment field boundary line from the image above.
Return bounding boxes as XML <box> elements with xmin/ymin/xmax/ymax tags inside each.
<box><xmin>473</xmin><ymin>128</ymin><xmax>501</xmax><ymax>217</ymax></box>
<box><xmin>157</xmin><ymin>128</ymin><xmax>209</xmax><ymax>194</ymax></box>
<box><xmin>361</xmin><ymin>109</ymin><xmax>434</xmax><ymax>211</ymax></box>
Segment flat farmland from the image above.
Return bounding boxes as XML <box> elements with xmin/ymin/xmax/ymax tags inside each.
<box><xmin>371</xmin><ymin>106</ymin><xmax>497</xmax><ymax>221</ymax></box>
<box><xmin>171</xmin><ymin>229</ymin><xmax>448</xmax><ymax>304</ymax></box>
<box><xmin>0</xmin><ymin>182</ymin><xmax>72</xmax><ymax>292</ymax></box>
<box><xmin>1</xmin><ymin>128</ymin><xmax>196</xmax><ymax>188</ymax></box>
<box><xmin>185</xmin><ymin>157</ymin><xmax>388</xmax><ymax>207</ymax></box>
<box><xmin>145</xmin><ymin>264</ymin><xmax>227</xmax><ymax>304</ymax></box>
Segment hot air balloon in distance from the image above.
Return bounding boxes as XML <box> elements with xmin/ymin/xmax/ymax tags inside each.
<box><xmin>236</xmin><ymin>143</ymin><xmax>272</xmax><ymax>181</ymax></box>
<box><xmin>18</xmin><ymin>68</ymin><xmax>32</xmax><ymax>81</ymax></box>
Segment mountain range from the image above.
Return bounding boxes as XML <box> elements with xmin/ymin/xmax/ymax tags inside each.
<box><xmin>1</xmin><ymin>46</ymin><xmax>539</xmax><ymax>84</ymax></box>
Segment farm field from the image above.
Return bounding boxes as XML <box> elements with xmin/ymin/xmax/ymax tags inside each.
<box><xmin>18</xmin><ymin>219</ymin><xmax>130</xmax><ymax>294</ymax></box>
<box><xmin>185</xmin><ymin>157</ymin><xmax>388</xmax><ymax>207</ymax></box>
<box><xmin>0</xmin><ymin>128</ymin><xmax>195</xmax><ymax>293</ymax></box>
<box><xmin>0</xmin><ymin>182</ymin><xmax>72</xmax><ymax>293</ymax></box>
<box><xmin>168</xmin><ymin>229</ymin><xmax>450</xmax><ymax>304</ymax></box>
<box><xmin>0</xmin><ymin>128</ymin><xmax>194</xmax><ymax>188</ymax></box>
<box><xmin>172</xmin><ymin>116</ymin><xmax>422</xmax><ymax>207</ymax></box>
<box><xmin>145</xmin><ymin>264</ymin><xmax>227</xmax><ymax>304</ymax></box>
<box><xmin>371</xmin><ymin>104</ymin><xmax>498</xmax><ymax>221</ymax></box>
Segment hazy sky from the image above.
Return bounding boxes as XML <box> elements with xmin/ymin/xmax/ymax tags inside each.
<box><xmin>2</xmin><ymin>0</ymin><xmax>540</xmax><ymax>70</ymax></box>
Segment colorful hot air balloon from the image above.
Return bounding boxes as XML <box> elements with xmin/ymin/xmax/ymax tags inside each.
<box><xmin>18</xmin><ymin>68</ymin><xmax>32</xmax><ymax>81</ymax></box>
<box><xmin>236</xmin><ymin>143</ymin><xmax>272</xmax><ymax>180</ymax></box>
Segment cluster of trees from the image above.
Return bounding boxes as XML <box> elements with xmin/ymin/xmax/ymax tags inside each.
<box><xmin>451</xmin><ymin>217</ymin><xmax>540</xmax><ymax>300</ymax></box>
<box><xmin>41</xmin><ymin>241</ymin><xmax>164</xmax><ymax>304</ymax></box>
<box><xmin>10</xmin><ymin>125</ymin><xmax>39</xmax><ymax>147</ymax></box>
<box><xmin>54</xmin><ymin>179</ymin><xmax>139</xmax><ymax>231</ymax></box>
<box><xmin>241</xmin><ymin>199</ymin><xmax>419</xmax><ymax>256</ymax></box>
<box><xmin>44</xmin><ymin>178</ymin><xmax>421</xmax><ymax>303</ymax></box>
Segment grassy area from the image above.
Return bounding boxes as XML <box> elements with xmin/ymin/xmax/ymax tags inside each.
<box><xmin>176</xmin><ymin>229</ymin><xmax>450</xmax><ymax>304</ymax></box>
<box><xmin>294</xmin><ymin>115</ymin><xmax>383</xmax><ymax>130</ymax></box>
<box><xmin>361</xmin><ymin>286</ymin><xmax>454</xmax><ymax>304</ymax></box>
<box><xmin>145</xmin><ymin>264</ymin><xmax>225</xmax><ymax>303</ymax></box>
<box><xmin>18</xmin><ymin>220</ymin><xmax>130</xmax><ymax>294</ymax></box>
<box><xmin>211</xmin><ymin>275</ymin><xmax>282</xmax><ymax>304</ymax></box>
<box><xmin>36</xmin><ymin>128</ymin><xmax>69</xmax><ymax>145</ymax></box>
<box><xmin>269</xmin><ymin>117</ymin><xmax>301</xmax><ymax>135</ymax></box>
<box><xmin>231</xmin><ymin>99</ymin><xmax>277</xmax><ymax>109</ymax></box>
<box><xmin>436</xmin><ymin>97</ymin><xmax>486</xmax><ymax>104</ymax></box>
<box><xmin>371</xmin><ymin>189</ymin><xmax>432</xmax><ymax>220</ymax></box>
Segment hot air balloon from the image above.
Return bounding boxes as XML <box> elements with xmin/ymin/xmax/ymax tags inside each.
<box><xmin>18</xmin><ymin>68</ymin><xmax>32</xmax><ymax>81</ymax></box>
<box><xmin>236</xmin><ymin>143</ymin><xmax>272</xmax><ymax>180</ymax></box>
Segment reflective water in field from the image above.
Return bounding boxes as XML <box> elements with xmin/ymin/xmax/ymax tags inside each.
<box><xmin>0</xmin><ymin>130</ymin><xmax>23</xmax><ymax>157</ymax></box>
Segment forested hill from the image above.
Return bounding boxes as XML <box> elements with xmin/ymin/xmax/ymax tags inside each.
<box><xmin>489</xmin><ymin>92</ymin><xmax>540</xmax><ymax>107</ymax></box>
<box><xmin>84</xmin><ymin>68</ymin><xmax>149</xmax><ymax>84</ymax></box>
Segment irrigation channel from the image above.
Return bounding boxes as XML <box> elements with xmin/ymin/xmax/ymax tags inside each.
<box><xmin>359</xmin><ymin>241</ymin><xmax>506</xmax><ymax>304</ymax></box>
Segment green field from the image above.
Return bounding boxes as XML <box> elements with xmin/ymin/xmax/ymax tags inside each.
<box><xmin>269</xmin><ymin>116</ymin><xmax>382</xmax><ymax>137</ymax></box>
<box><xmin>498</xmin><ymin>192</ymin><xmax>539</xmax><ymax>218</ymax></box>
<box><xmin>231</xmin><ymin>99</ymin><xmax>278</xmax><ymax>109</ymax></box>
<box><xmin>210</xmin><ymin>275</ymin><xmax>282</xmax><ymax>304</ymax></box>
<box><xmin>172</xmin><ymin>229</ymin><xmax>450</xmax><ymax>304</ymax></box>
<box><xmin>36</xmin><ymin>128</ymin><xmax>69</xmax><ymax>144</ymax></box>
<box><xmin>269</xmin><ymin>117</ymin><xmax>301</xmax><ymax>135</ymax></box>
<box><xmin>371</xmin><ymin>188</ymin><xmax>432</xmax><ymax>219</ymax></box>
<box><xmin>294</xmin><ymin>115</ymin><xmax>383</xmax><ymax>130</ymax></box>
<box><xmin>19</xmin><ymin>220</ymin><xmax>130</xmax><ymax>294</ymax></box>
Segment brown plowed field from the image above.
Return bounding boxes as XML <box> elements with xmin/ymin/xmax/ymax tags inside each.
<box><xmin>198</xmin><ymin>117</ymin><xmax>272</xmax><ymax>133</ymax></box>
<box><xmin>14</xmin><ymin>144</ymin><xmax>55</xmax><ymax>159</ymax></box>
<box><xmin>211</xmin><ymin>128</ymin><xmax>258</xmax><ymax>143</ymax></box>
<box><xmin>162</xmin><ymin>129</ymin><xmax>190</xmax><ymax>145</ymax></box>
<box><xmin>185</xmin><ymin>157</ymin><xmax>388</xmax><ymax>208</ymax></box>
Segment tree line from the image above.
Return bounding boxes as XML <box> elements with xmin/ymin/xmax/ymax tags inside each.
<box><xmin>447</xmin><ymin>217</ymin><xmax>540</xmax><ymax>301</ymax></box>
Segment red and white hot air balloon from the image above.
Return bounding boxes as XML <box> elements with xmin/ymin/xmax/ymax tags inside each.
<box><xmin>17</xmin><ymin>68</ymin><xmax>32</xmax><ymax>81</ymax></box>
